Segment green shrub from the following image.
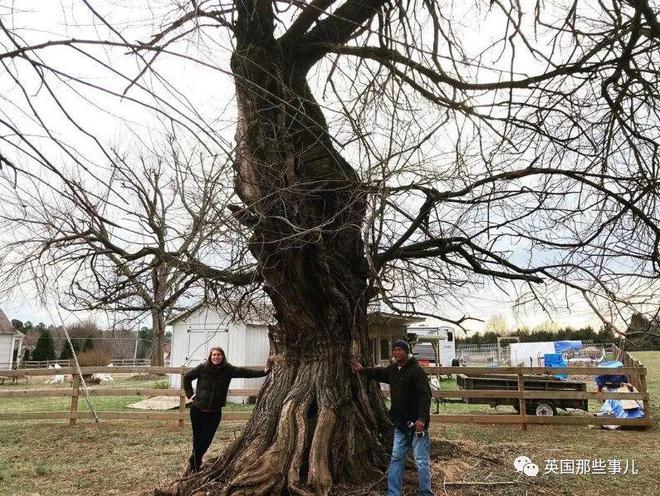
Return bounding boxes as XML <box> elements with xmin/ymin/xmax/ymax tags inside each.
<box><xmin>31</xmin><ymin>332</ymin><xmax>56</xmax><ymax>361</ymax></box>
<box><xmin>59</xmin><ymin>340</ymin><xmax>79</xmax><ymax>360</ymax></box>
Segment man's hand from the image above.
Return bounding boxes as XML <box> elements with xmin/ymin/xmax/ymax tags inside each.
<box><xmin>351</xmin><ymin>362</ymin><xmax>363</xmax><ymax>373</ymax></box>
<box><xmin>415</xmin><ymin>420</ymin><xmax>425</xmax><ymax>432</ymax></box>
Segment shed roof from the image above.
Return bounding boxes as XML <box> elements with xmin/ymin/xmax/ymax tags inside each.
<box><xmin>0</xmin><ymin>309</ymin><xmax>14</xmax><ymax>336</ymax></box>
<box><xmin>168</xmin><ymin>301</ymin><xmax>274</xmax><ymax>326</ymax></box>
<box><xmin>367</xmin><ymin>311</ymin><xmax>424</xmax><ymax>327</ymax></box>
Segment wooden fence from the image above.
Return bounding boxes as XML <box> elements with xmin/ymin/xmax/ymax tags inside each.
<box><xmin>0</xmin><ymin>361</ymin><xmax>651</xmax><ymax>428</ymax></box>
<box><xmin>423</xmin><ymin>363</ymin><xmax>651</xmax><ymax>428</ymax></box>
<box><xmin>611</xmin><ymin>344</ymin><xmax>645</xmax><ymax>390</ymax></box>
<box><xmin>22</xmin><ymin>358</ymin><xmax>152</xmax><ymax>369</ymax></box>
<box><xmin>0</xmin><ymin>366</ymin><xmax>190</xmax><ymax>426</ymax></box>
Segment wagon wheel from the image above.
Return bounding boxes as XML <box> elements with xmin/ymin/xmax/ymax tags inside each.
<box><xmin>516</xmin><ymin>400</ymin><xmax>556</xmax><ymax>416</ymax></box>
<box><xmin>530</xmin><ymin>401</ymin><xmax>556</xmax><ymax>416</ymax></box>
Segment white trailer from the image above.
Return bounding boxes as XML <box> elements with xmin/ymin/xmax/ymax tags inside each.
<box><xmin>407</xmin><ymin>326</ymin><xmax>456</xmax><ymax>366</ymax></box>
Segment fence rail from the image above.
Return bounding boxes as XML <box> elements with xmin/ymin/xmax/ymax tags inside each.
<box><xmin>21</xmin><ymin>358</ymin><xmax>152</xmax><ymax>369</ymax></box>
<box><xmin>0</xmin><ymin>355</ymin><xmax>651</xmax><ymax>427</ymax></box>
<box><xmin>1</xmin><ymin>365</ymin><xmax>185</xmax><ymax>376</ymax></box>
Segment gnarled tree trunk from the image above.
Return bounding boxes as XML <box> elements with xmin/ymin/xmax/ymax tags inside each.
<box><xmin>175</xmin><ymin>343</ymin><xmax>391</xmax><ymax>495</ymax></box>
<box><xmin>163</xmin><ymin>3</ymin><xmax>392</xmax><ymax>495</ymax></box>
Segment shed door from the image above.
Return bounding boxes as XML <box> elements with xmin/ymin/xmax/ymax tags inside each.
<box><xmin>184</xmin><ymin>326</ymin><xmax>229</xmax><ymax>366</ymax></box>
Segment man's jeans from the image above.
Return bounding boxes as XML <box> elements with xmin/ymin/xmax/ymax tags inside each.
<box><xmin>387</xmin><ymin>427</ymin><xmax>433</xmax><ymax>496</ymax></box>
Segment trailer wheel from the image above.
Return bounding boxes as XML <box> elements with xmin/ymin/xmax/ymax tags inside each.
<box><xmin>531</xmin><ymin>401</ymin><xmax>556</xmax><ymax>416</ymax></box>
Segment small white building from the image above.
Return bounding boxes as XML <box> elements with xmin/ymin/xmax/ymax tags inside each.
<box><xmin>367</xmin><ymin>312</ymin><xmax>424</xmax><ymax>365</ymax></box>
<box><xmin>167</xmin><ymin>303</ymin><xmax>271</xmax><ymax>397</ymax></box>
<box><xmin>0</xmin><ymin>309</ymin><xmax>24</xmax><ymax>369</ymax></box>
<box><xmin>408</xmin><ymin>326</ymin><xmax>456</xmax><ymax>366</ymax></box>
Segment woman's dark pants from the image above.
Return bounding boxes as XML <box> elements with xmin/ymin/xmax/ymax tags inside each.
<box><xmin>189</xmin><ymin>405</ymin><xmax>222</xmax><ymax>472</ymax></box>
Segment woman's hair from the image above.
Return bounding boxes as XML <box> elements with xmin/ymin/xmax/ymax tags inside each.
<box><xmin>207</xmin><ymin>346</ymin><xmax>228</xmax><ymax>365</ymax></box>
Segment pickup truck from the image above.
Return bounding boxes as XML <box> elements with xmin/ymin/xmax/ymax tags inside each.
<box><xmin>456</xmin><ymin>373</ymin><xmax>589</xmax><ymax>416</ymax></box>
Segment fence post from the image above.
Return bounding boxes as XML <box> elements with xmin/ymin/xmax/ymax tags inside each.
<box><xmin>639</xmin><ymin>368</ymin><xmax>651</xmax><ymax>422</ymax></box>
<box><xmin>178</xmin><ymin>370</ymin><xmax>186</xmax><ymax>428</ymax></box>
<box><xmin>517</xmin><ymin>367</ymin><xmax>527</xmax><ymax>430</ymax></box>
<box><xmin>69</xmin><ymin>375</ymin><xmax>80</xmax><ymax>426</ymax></box>
<box><xmin>632</xmin><ymin>360</ymin><xmax>641</xmax><ymax>391</ymax></box>
<box><xmin>618</xmin><ymin>349</ymin><xmax>641</xmax><ymax>391</ymax></box>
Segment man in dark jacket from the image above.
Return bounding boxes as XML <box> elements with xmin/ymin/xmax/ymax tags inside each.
<box><xmin>183</xmin><ymin>346</ymin><xmax>269</xmax><ymax>472</ymax></box>
<box><xmin>352</xmin><ymin>339</ymin><xmax>432</xmax><ymax>496</ymax></box>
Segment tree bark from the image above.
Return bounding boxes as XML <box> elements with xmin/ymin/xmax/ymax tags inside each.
<box><xmin>151</xmin><ymin>308</ymin><xmax>165</xmax><ymax>367</ymax></box>
<box><xmin>161</xmin><ymin>3</ymin><xmax>393</xmax><ymax>495</ymax></box>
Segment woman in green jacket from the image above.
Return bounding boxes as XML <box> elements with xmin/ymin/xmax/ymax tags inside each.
<box><xmin>183</xmin><ymin>346</ymin><xmax>269</xmax><ymax>472</ymax></box>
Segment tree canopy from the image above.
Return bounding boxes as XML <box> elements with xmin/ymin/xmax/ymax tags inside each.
<box><xmin>1</xmin><ymin>1</ymin><xmax>657</xmax><ymax>332</ymax></box>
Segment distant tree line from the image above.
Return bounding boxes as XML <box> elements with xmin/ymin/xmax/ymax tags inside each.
<box><xmin>457</xmin><ymin>326</ymin><xmax>616</xmax><ymax>346</ymax></box>
<box><xmin>458</xmin><ymin>316</ymin><xmax>659</xmax><ymax>351</ymax></box>
<box><xmin>12</xmin><ymin>318</ymin><xmax>169</xmax><ymax>362</ymax></box>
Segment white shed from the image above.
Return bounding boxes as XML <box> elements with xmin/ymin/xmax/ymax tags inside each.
<box><xmin>167</xmin><ymin>304</ymin><xmax>271</xmax><ymax>399</ymax></box>
<box><xmin>0</xmin><ymin>309</ymin><xmax>24</xmax><ymax>369</ymax></box>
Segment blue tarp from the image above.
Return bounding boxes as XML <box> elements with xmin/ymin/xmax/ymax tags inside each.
<box><xmin>599</xmin><ymin>360</ymin><xmax>624</xmax><ymax>368</ymax></box>
<box><xmin>544</xmin><ymin>353</ymin><xmax>568</xmax><ymax>379</ymax></box>
<box><xmin>594</xmin><ymin>362</ymin><xmax>643</xmax><ymax>427</ymax></box>
<box><xmin>598</xmin><ymin>383</ymin><xmax>645</xmax><ymax>427</ymax></box>
<box><xmin>594</xmin><ymin>360</ymin><xmax>628</xmax><ymax>389</ymax></box>
<box><xmin>553</xmin><ymin>340</ymin><xmax>583</xmax><ymax>353</ymax></box>
<box><xmin>599</xmin><ymin>398</ymin><xmax>645</xmax><ymax>419</ymax></box>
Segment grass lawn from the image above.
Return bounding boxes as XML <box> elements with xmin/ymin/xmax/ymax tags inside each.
<box><xmin>0</xmin><ymin>353</ymin><xmax>657</xmax><ymax>495</ymax></box>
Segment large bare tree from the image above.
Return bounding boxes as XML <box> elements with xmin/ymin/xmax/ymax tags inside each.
<box><xmin>1</xmin><ymin>1</ymin><xmax>659</xmax><ymax>494</ymax></box>
<box><xmin>0</xmin><ymin>140</ymin><xmax>254</xmax><ymax>365</ymax></box>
